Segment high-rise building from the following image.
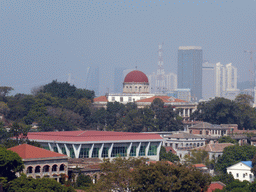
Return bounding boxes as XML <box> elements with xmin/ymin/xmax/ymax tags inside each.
<box><xmin>202</xmin><ymin>61</ymin><xmax>215</xmax><ymax>100</ymax></box>
<box><xmin>214</xmin><ymin>62</ymin><xmax>239</xmax><ymax>100</ymax></box>
<box><xmin>87</xmin><ymin>66</ymin><xmax>99</xmax><ymax>96</ymax></box>
<box><xmin>114</xmin><ymin>67</ymin><xmax>127</xmax><ymax>93</ymax></box>
<box><xmin>178</xmin><ymin>46</ymin><xmax>203</xmax><ymax>101</ymax></box>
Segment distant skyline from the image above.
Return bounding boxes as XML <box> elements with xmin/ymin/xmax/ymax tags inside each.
<box><xmin>1</xmin><ymin>0</ymin><xmax>256</xmax><ymax>95</ymax></box>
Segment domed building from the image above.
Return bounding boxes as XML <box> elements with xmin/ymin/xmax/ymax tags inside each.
<box><xmin>123</xmin><ymin>70</ymin><xmax>150</xmax><ymax>93</ymax></box>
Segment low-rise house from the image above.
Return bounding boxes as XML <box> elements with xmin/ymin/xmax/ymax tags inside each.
<box><xmin>68</xmin><ymin>158</ymin><xmax>102</xmax><ymax>183</ymax></box>
<box><xmin>207</xmin><ymin>182</ymin><xmax>226</xmax><ymax>192</ymax></box>
<box><xmin>8</xmin><ymin>144</ymin><xmax>68</xmax><ymax>182</ymax></box>
<box><xmin>191</xmin><ymin>143</ymin><xmax>234</xmax><ymax>161</ymax></box>
<box><xmin>193</xmin><ymin>164</ymin><xmax>208</xmax><ymax>173</ymax></box>
<box><xmin>163</xmin><ymin>132</ymin><xmax>206</xmax><ymax>161</ymax></box>
<box><xmin>226</xmin><ymin>161</ymin><xmax>254</xmax><ymax>182</ymax></box>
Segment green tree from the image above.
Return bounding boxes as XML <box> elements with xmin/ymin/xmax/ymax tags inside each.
<box><xmin>218</xmin><ymin>136</ymin><xmax>237</xmax><ymax>144</ymax></box>
<box><xmin>76</xmin><ymin>173</ymin><xmax>92</xmax><ymax>188</ymax></box>
<box><xmin>235</xmin><ymin>94</ymin><xmax>254</xmax><ymax>106</ymax></box>
<box><xmin>216</xmin><ymin>145</ymin><xmax>256</xmax><ymax>173</ymax></box>
<box><xmin>8</xmin><ymin>174</ymin><xmax>75</xmax><ymax>192</ymax></box>
<box><xmin>184</xmin><ymin>149</ymin><xmax>209</xmax><ymax>165</ymax></box>
<box><xmin>0</xmin><ymin>147</ymin><xmax>24</xmax><ymax>181</ymax></box>
<box><xmin>159</xmin><ymin>146</ymin><xmax>180</xmax><ymax>162</ymax></box>
<box><xmin>212</xmin><ymin>173</ymin><xmax>234</xmax><ymax>185</ymax></box>
<box><xmin>251</xmin><ymin>154</ymin><xmax>256</xmax><ymax>176</ymax></box>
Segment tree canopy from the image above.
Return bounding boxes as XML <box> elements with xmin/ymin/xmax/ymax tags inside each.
<box><xmin>159</xmin><ymin>146</ymin><xmax>180</xmax><ymax>162</ymax></box>
<box><xmin>91</xmin><ymin>157</ymin><xmax>211</xmax><ymax>192</ymax></box>
<box><xmin>0</xmin><ymin>147</ymin><xmax>24</xmax><ymax>181</ymax></box>
<box><xmin>7</xmin><ymin>174</ymin><xmax>75</xmax><ymax>192</ymax></box>
<box><xmin>191</xmin><ymin>96</ymin><xmax>256</xmax><ymax>129</ymax></box>
<box><xmin>218</xmin><ymin>136</ymin><xmax>237</xmax><ymax>144</ymax></box>
<box><xmin>215</xmin><ymin>145</ymin><xmax>256</xmax><ymax>173</ymax></box>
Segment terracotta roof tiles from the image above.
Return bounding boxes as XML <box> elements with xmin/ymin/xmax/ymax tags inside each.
<box><xmin>193</xmin><ymin>143</ymin><xmax>234</xmax><ymax>152</ymax></box>
<box><xmin>136</xmin><ymin>96</ymin><xmax>187</xmax><ymax>103</ymax></box>
<box><xmin>8</xmin><ymin>144</ymin><xmax>66</xmax><ymax>159</ymax></box>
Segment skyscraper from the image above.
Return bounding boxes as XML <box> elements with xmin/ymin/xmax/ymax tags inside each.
<box><xmin>178</xmin><ymin>46</ymin><xmax>203</xmax><ymax>101</ymax></box>
<box><xmin>202</xmin><ymin>61</ymin><xmax>215</xmax><ymax>100</ymax></box>
<box><xmin>114</xmin><ymin>67</ymin><xmax>126</xmax><ymax>93</ymax></box>
<box><xmin>87</xmin><ymin>66</ymin><xmax>99</xmax><ymax>96</ymax></box>
<box><xmin>215</xmin><ymin>62</ymin><xmax>239</xmax><ymax>100</ymax></box>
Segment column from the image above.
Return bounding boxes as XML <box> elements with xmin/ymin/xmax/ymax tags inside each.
<box><xmin>183</xmin><ymin>109</ymin><xmax>186</xmax><ymax>117</ymax></box>
<box><xmin>99</xmin><ymin>143</ymin><xmax>104</xmax><ymax>158</ymax></box>
<box><xmin>89</xmin><ymin>144</ymin><xmax>94</xmax><ymax>158</ymax></box>
<box><xmin>145</xmin><ymin>142</ymin><xmax>150</xmax><ymax>157</ymax></box>
<box><xmin>156</xmin><ymin>142</ymin><xmax>162</xmax><ymax>161</ymax></box>
<box><xmin>64</xmin><ymin>144</ymin><xmax>70</xmax><ymax>157</ymax></box>
<box><xmin>56</xmin><ymin>143</ymin><xmax>62</xmax><ymax>154</ymax></box>
<box><xmin>136</xmin><ymin>142</ymin><xmax>141</xmax><ymax>157</ymax></box>
<box><xmin>127</xmin><ymin>142</ymin><xmax>132</xmax><ymax>157</ymax></box>
<box><xmin>187</xmin><ymin>108</ymin><xmax>190</xmax><ymax>117</ymax></box>
<box><xmin>73</xmin><ymin>144</ymin><xmax>81</xmax><ymax>158</ymax></box>
<box><xmin>108</xmin><ymin>143</ymin><xmax>114</xmax><ymax>158</ymax></box>
<box><xmin>48</xmin><ymin>143</ymin><xmax>53</xmax><ymax>151</ymax></box>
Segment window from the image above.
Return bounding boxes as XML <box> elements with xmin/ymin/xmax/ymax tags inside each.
<box><xmin>112</xmin><ymin>97</ymin><xmax>115</xmax><ymax>101</ymax></box>
<box><xmin>60</xmin><ymin>164</ymin><xmax>65</xmax><ymax>171</ymax></box>
<box><xmin>35</xmin><ymin>166</ymin><xmax>41</xmax><ymax>173</ymax></box>
<box><xmin>237</xmin><ymin>173</ymin><xmax>239</xmax><ymax>178</ymax></box>
<box><xmin>79</xmin><ymin>148</ymin><xmax>89</xmax><ymax>158</ymax></box>
<box><xmin>53</xmin><ymin>146</ymin><xmax>58</xmax><ymax>153</ymax></box>
<box><xmin>61</xmin><ymin>147</ymin><xmax>66</xmax><ymax>155</ymax></box>
<box><xmin>27</xmin><ymin>167</ymin><xmax>33</xmax><ymax>174</ymax></box>
<box><xmin>243</xmin><ymin>174</ymin><xmax>245</xmax><ymax>178</ymax></box>
<box><xmin>92</xmin><ymin>148</ymin><xmax>99</xmax><ymax>158</ymax></box>
<box><xmin>43</xmin><ymin>146</ymin><xmax>50</xmax><ymax>150</ymax></box>
<box><xmin>120</xmin><ymin>97</ymin><xmax>123</xmax><ymax>102</ymax></box>
<box><xmin>139</xmin><ymin>146</ymin><xmax>146</xmax><ymax>156</ymax></box>
<box><xmin>130</xmin><ymin>146</ymin><xmax>136</xmax><ymax>156</ymax></box>
<box><xmin>69</xmin><ymin>147</ymin><xmax>75</xmax><ymax>158</ymax></box>
<box><xmin>250</xmin><ymin>174</ymin><xmax>253</xmax><ymax>179</ymax></box>
<box><xmin>135</xmin><ymin>86</ymin><xmax>137</xmax><ymax>92</ymax></box>
<box><xmin>52</xmin><ymin>165</ymin><xmax>57</xmax><ymax>172</ymax></box>
<box><xmin>43</xmin><ymin>165</ymin><xmax>50</xmax><ymax>173</ymax></box>
<box><xmin>148</xmin><ymin>144</ymin><xmax>157</xmax><ymax>156</ymax></box>
<box><xmin>128</xmin><ymin>97</ymin><xmax>132</xmax><ymax>102</ymax></box>
<box><xmin>111</xmin><ymin>146</ymin><xmax>127</xmax><ymax>157</ymax></box>
<box><xmin>102</xmin><ymin>147</ymin><xmax>109</xmax><ymax>158</ymax></box>
<box><xmin>200</xmin><ymin>131</ymin><xmax>202</xmax><ymax>134</ymax></box>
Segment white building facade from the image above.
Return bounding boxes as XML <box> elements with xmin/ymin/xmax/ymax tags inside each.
<box><xmin>227</xmin><ymin>161</ymin><xmax>254</xmax><ymax>182</ymax></box>
<box><xmin>26</xmin><ymin>131</ymin><xmax>163</xmax><ymax>161</ymax></box>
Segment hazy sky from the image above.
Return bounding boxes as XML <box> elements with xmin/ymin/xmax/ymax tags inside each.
<box><xmin>1</xmin><ymin>0</ymin><xmax>256</xmax><ymax>95</ymax></box>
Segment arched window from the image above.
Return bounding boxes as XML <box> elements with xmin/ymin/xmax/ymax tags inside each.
<box><xmin>27</xmin><ymin>166</ymin><xmax>33</xmax><ymax>174</ymax></box>
<box><xmin>197</xmin><ymin>143</ymin><xmax>199</xmax><ymax>147</ymax></box>
<box><xmin>43</xmin><ymin>165</ymin><xmax>50</xmax><ymax>173</ymax></box>
<box><xmin>60</xmin><ymin>164</ymin><xmax>65</xmax><ymax>171</ymax></box>
<box><xmin>52</xmin><ymin>164</ymin><xmax>58</xmax><ymax>172</ymax></box>
<box><xmin>35</xmin><ymin>166</ymin><xmax>41</xmax><ymax>173</ymax></box>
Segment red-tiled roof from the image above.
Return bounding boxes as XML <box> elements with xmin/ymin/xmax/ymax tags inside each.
<box><xmin>194</xmin><ymin>164</ymin><xmax>206</xmax><ymax>168</ymax></box>
<box><xmin>207</xmin><ymin>182</ymin><xmax>226</xmax><ymax>192</ymax></box>
<box><xmin>8</xmin><ymin>144</ymin><xmax>66</xmax><ymax>159</ymax></box>
<box><xmin>93</xmin><ymin>96</ymin><xmax>108</xmax><ymax>102</ymax></box>
<box><xmin>193</xmin><ymin>143</ymin><xmax>234</xmax><ymax>152</ymax></box>
<box><xmin>124</xmin><ymin>70</ymin><xmax>149</xmax><ymax>83</ymax></box>
<box><xmin>25</xmin><ymin>130</ymin><xmax>163</xmax><ymax>142</ymax></box>
<box><xmin>136</xmin><ymin>96</ymin><xmax>187</xmax><ymax>103</ymax></box>
<box><xmin>164</xmin><ymin>146</ymin><xmax>177</xmax><ymax>154</ymax></box>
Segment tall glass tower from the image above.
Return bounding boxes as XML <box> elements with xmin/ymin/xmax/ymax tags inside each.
<box><xmin>178</xmin><ymin>46</ymin><xmax>203</xmax><ymax>101</ymax></box>
<box><xmin>87</xmin><ymin>66</ymin><xmax>99</xmax><ymax>96</ymax></box>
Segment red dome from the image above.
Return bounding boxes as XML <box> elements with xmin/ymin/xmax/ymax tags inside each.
<box><xmin>124</xmin><ymin>70</ymin><xmax>149</xmax><ymax>83</ymax></box>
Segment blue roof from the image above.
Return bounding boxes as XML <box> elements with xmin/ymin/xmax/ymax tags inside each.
<box><xmin>241</xmin><ymin>161</ymin><xmax>252</xmax><ymax>168</ymax></box>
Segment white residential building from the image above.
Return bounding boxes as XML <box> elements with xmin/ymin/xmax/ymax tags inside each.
<box><xmin>227</xmin><ymin>161</ymin><xmax>254</xmax><ymax>182</ymax></box>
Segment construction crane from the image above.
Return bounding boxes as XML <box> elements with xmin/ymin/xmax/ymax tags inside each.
<box><xmin>244</xmin><ymin>44</ymin><xmax>256</xmax><ymax>96</ymax></box>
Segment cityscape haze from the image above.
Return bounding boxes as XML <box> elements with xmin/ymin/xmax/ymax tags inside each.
<box><xmin>1</xmin><ymin>1</ymin><xmax>256</xmax><ymax>97</ymax></box>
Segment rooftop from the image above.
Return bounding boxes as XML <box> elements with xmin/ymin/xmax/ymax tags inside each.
<box><xmin>124</xmin><ymin>70</ymin><xmax>149</xmax><ymax>83</ymax></box>
<box><xmin>136</xmin><ymin>96</ymin><xmax>187</xmax><ymax>103</ymax></box>
<box><xmin>193</xmin><ymin>143</ymin><xmax>234</xmax><ymax>152</ymax></box>
<box><xmin>8</xmin><ymin>144</ymin><xmax>67</xmax><ymax>159</ymax></box>
<box><xmin>165</xmin><ymin>132</ymin><xmax>204</xmax><ymax>139</ymax></box>
<box><xmin>25</xmin><ymin>130</ymin><xmax>163</xmax><ymax>143</ymax></box>
<box><xmin>93</xmin><ymin>96</ymin><xmax>108</xmax><ymax>102</ymax></box>
<box><xmin>241</xmin><ymin>161</ymin><xmax>252</xmax><ymax>168</ymax></box>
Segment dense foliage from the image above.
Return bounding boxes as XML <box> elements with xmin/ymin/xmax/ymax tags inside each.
<box><xmin>90</xmin><ymin>157</ymin><xmax>211</xmax><ymax>192</ymax></box>
<box><xmin>0</xmin><ymin>147</ymin><xmax>24</xmax><ymax>181</ymax></box>
<box><xmin>215</xmin><ymin>145</ymin><xmax>256</xmax><ymax>173</ymax></box>
<box><xmin>191</xmin><ymin>95</ymin><xmax>256</xmax><ymax>129</ymax></box>
<box><xmin>159</xmin><ymin>146</ymin><xmax>180</xmax><ymax>162</ymax></box>
<box><xmin>218</xmin><ymin>136</ymin><xmax>237</xmax><ymax>144</ymax></box>
<box><xmin>0</xmin><ymin>82</ymin><xmax>183</xmax><ymax>132</ymax></box>
<box><xmin>214</xmin><ymin>180</ymin><xmax>256</xmax><ymax>192</ymax></box>
<box><xmin>7</xmin><ymin>174</ymin><xmax>75</xmax><ymax>192</ymax></box>
<box><xmin>184</xmin><ymin>149</ymin><xmax>210</xmax><ymax>165</ymax></box>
